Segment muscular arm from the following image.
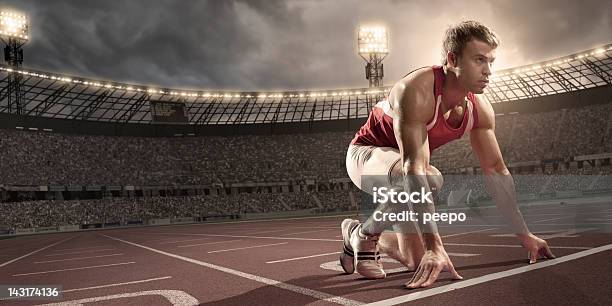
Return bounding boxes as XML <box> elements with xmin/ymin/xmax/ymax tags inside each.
<box><xmin>390</xmin><ymin>71</ymin><xmax>444</xmax><ymax>249</ymax></box>
<box><xmin>388</xmin><ymin>71</ymin><xmax>463</xmax><ymax>288</ymax></box>
<box><xmin>469</xmin><ymin>94</ymin><xmax>529</xmax><ymax>236</ymax></box>
<box><xmin>470</xmin><ymin>97</ymin><xmax>554</xmax><ymax>263</ymax></box>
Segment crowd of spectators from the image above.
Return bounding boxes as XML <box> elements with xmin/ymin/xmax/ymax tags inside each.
<box><xmin>0</xmin><ymin>189</ymin><xmax>360</xmax><ymax>229</ymax></box>
<box><xmin>1</xmin><ymin>101</ymin><xmax>611</xmax><ymax>230</ymax></box>
<box><xmin>2</xmin><ymin>103</ymin><xmax>610</xmax><ymax>187</ymax></box>
<box><xmin>0</xmin><ymin>129</ymin><xmax>352</xmax><ymax>186</ymax></box>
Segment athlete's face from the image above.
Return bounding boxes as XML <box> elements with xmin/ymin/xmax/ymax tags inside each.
<box><xmin>452</xmin><ymin>39</ymin><xmax>496</xmax><ymax>94</ymax></box>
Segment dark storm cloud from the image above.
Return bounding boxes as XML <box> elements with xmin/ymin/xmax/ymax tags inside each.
<box><xmin>2</xmin><ymin>0</ymin><xmax>302</xmax><ymax>90</ymax></box>
<box><xmin>1</xmin><ymin>0</ymin><xmax>610</xmax><ymax>91</ymax></box>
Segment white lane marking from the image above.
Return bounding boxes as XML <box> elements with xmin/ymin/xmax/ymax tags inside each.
<box><xmin>267</xmin><ymin>252</ymin><xmax>342</xmax><ymax>264</ymax></box>
<box><xmin>271</xmin><ymin>250</ymin><xmax>480</xmax><ymax>265</ymax></box>
<box><xmin>161</xmin><ymin>213</ymin><xmax>356</xmax><ymax>226</ymax></box>
<box><xmin>291</xmin><ymin>226</ymin><xmax>338</xmax><ymax>229</ymax></box>
<box><xmin>440</xmin><ymin>223</ymin><xmax>612</xmax><ymax>227</ymax></box>
<box><xmin>45</xmin><ymin>248</ymin><xmax>116</xmax><ymax>257</ymax></box>
<box><xmin>138</xmin><ymin>231</ymin><xmax>341</xmax><ymax>242</ymax></box>
<box><xmin>251</xmin><ymin>229</ymin><xmax>292</xmax><ymax>234</ymax></box>
<box><xmin>445</xmin><ymin>242</ymin><xmax>591</xmax><ymax>249</ymax></box>
<box><xmin>13</xmin><ymin>262</ymin><xmax>136</xmax><ymax>276</ymax></box>
<box><xmin>0</xmin><ymin>237</ymin><xmax>74</xmax><ymax>268</ymax></box>
<box><xmin>52</xmin><ymin>245</ymin><xmax>114</xmax><ymax>252</ymax></box>
<box><xmin>35</xmin><ymin>290</ymin><xmax>198</xmax><ymax>306</ymax></box>
<box><xmin>471</xmin><ymin>212</ymin><xmax>605</xmax><ymax>218</ymax></box>
<box><xmin>535</xmin><ymin>228</ymin><xmax>593</xmax><ymax>240</ymax></box>
<box><xmin>281</xmin><ymin>229</ymin><xmax>335</xmax><ymax>236</ymax></box>
<box><xmin>321</xmin><ymin>258</ymin><xmax>410</xmax><ymax>274</ymax></box>
<box><xmin>441</xmin><ymin>228</ymin><xmax>497</xmax><ymax>238</ymax></box>
<box><xmin>364</xmin><ymin>243</ymin><xmax>612</xmax><ymax>306</ymax></box>
<box><xmin>490</xmin><ymin>228</ymin><xmax>596</xmax><ymax>239</ymax></box>
<box><xmin>34</xmin><ymin>253</ymin><xmax>125</xmax><ymax>264</ymax></box>
<box><xmin>490</xmin><ymin>229</ymin><xmax>570</xmax><ymax>238</ymax></box>
<box><xmin>208</xmin><ymin>242</ymin><xmax>288</xmax><ymax>254</ymax></box>
<box><xmin>319</xmin><ymin>251</ymin><xmax>475</xmax><ymax>275</ymax></box>
<box><xmin>158</xmin><ymin>238</ymin><xmax>211</xmax><ymax>244</ymax></box>
<box><xmin>448</xmin><ymin>252</ymin><xmax>481</xmax><ymax>257</ymax></box>
<box><xmin>61</xmin><ymin>276</ymin><xmax>172</xmax><ymax>293</ymax></box>
<box><xmin>101</xmin><ymin>234</ymin><xmax>363</xmax><ymax>306</ymax></box>
<box><xmin>533</xmin><ymin>216</ymin><xmax>574</xmax><ymax>223</ymax></box>
<box><xmin>222</xmin><ymin>226</ymin><xmax>338</xmax><ymax>231</ymax></box>
<box><xmin>219</xmin><ymin>227</ymin><xmax>267</xmax><ymax>230</ymax></box>
<box><xmin>586</xmin><ymin>217</ymin><xmax>612</xmax><ymax>221</ymax></box>
<box><xmin>178</xmin><ymin>239</ymin><xmax>242</xmax><ymax>248</ymax></box>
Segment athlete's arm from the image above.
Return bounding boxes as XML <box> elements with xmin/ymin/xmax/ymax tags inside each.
<box><xmin>389</xmin><ymin>72</ymin><xmax>438</xmax><ymax>238</ymax></box>
<box><xmin>470</xmin><ymin>94</ymin><xmax>555</xmax><ymax>263</ymax></box>
<box><xmin>389</xmin><ymin>71</ymin><xmax>462</xmax><ymax>287</ymax></box>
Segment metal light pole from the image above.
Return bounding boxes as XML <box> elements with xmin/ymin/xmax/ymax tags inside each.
<box><xmin>0</xmin><ymin>10</ymin><xmax>29</xmax><ymax>114</ymax></box>
<box><xmin>358</xmin><ymin>26</ymin><xmax>388</xmax><ymax>88</ymax></box>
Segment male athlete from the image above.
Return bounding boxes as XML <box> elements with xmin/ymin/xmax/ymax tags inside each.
<box><xmin>341</xmin><ymin>20</ymin><xmax>555</xmax><ymax>288</ymax></box>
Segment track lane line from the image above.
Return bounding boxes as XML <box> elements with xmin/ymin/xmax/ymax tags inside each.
<box><xmin>45</xmin><ymin>248</ymin><xmax>116</xmax><ymax>257</ymax></box>
<box><xmin>34</xmin><ymin>253</ymin><xmax>125</xmax><ymax>264</ymax></box>
<box><xmin>178</xmin><ymin>239</ymin><xmax>242</xmax><ymax>248</ymax></box>
<box><xmin>281</xmin><ymin>229</ymin><xmax>335</xmax><ymax>236</ymax></box>
<box><xmin>364</xmin><ymin>243</ymin><xmax>612</xmax><ymax>305</ymax></box>
<box><xmin>441</xmin><ymin>228</ymin><xmax>497</xmax><ymax>238</ymax></box>
<box><xmin>52</xmin><ymin>245</ymin><xmax>114</xmax><ymax>252</ymax></box>
<box><xmin>12</xmin><ymin>262</ymin><xmax>136</xmax><ymax>276</ymax></box>
<box><xmin>101</xmin><ymin>234</ymin><xmax>363</xmax><ymax>306</ymax></box>
<box><xmin>0</xmin><ymin>237</ymin><xmax>74</xmax><ymax>268</ymax></box>
<box><xmin>444</xmin><ymin>242</ymin><xmax>591</xmax><ymax>249</ymax></box>
<box><xmin>62</xmin><ymin>276</ymin><xmax>172</xmax><ymax>293</ymax></box>
<box><xmin>135</xmin><ymin>231</ymin><xmax>342</xmax><ymax>242</ymax></box>
<box><xmin>158</xmin><ymin>238</ymin><xmax>211</xmax><ymax>244</ymax></box>
<box><xmin>267</xmin><ymin>252</ymin><xmax>342</xmax><ymax>264</ymax></box>
<box><xmin>207</xmin><ymin>242</ymin><xmax>288</xmax><ymax>254</ymax></box>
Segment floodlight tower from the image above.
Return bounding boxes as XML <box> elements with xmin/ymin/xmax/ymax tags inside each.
<box><xmin>358</xmin><ymin>26</ymin><xmax>388</xmax><ymax>88</ymax></box>
<box><xmin>0</xmin><ymin>9</ymin><xmax>29</xmax><ymax>114</ymax></box>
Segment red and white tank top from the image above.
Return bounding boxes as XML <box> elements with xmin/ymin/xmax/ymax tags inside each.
<box><xmin>350</xmin><ymin>65</ymin><xmax>479</xmax><ymax>152</ymax></box>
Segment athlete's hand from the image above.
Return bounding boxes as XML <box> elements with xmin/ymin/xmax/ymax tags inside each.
<box><xmin>406</xmin><ymin>247</ymin><xmax>463</xmax><ymax>288</ymax></box>
<box><xmin>519</xmin><ymin>233</ymin><xmax>555</xmax><ymax>264</ymax></box>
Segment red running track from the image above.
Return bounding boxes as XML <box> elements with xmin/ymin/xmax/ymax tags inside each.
<box><xmin>1</xmin><ymin>202</ymin><xmax>611</xmax><ymax>305</ymax></box>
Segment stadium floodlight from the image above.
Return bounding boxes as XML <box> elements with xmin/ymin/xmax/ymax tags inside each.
<box><xmin>0</xmin><ymin>11</ymin><xmax>28</xmax><ymax>41</ymax></box>
<box><xmin>358</xmin><ymin>26</ymin><xmax>388</xmax><ymax>55</ymax></box>
<box><xmin>357</xmin><ymin>25</ymin><xmax>388</xmax><ymax>87</ymax></box>
<box><xmin>0</xmin><ymin>8</ymin><xmax>29</xmax><ymax>115</ymax></box>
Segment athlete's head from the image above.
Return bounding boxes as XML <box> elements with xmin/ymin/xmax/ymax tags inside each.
<box><xmin>442</xmin><ymin>20</ymin><xmax>499</xmax><ymax>94</ymax></box>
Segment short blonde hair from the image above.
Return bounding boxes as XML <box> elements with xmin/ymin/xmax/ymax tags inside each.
<box><xmin>441</xmin><ymin>20</ymin><xmax>500</xmax><ymax>65</ymax></box>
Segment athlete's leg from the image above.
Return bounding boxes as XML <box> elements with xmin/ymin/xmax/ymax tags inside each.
<box><xmin>342</xmin><ymin>144</ymin><xmax>398</xmax><ymax>277</ymax></box>
<box><xmin>345</xmin><ymin>144</ymin><xmax>443</xmax><ymax>272</ymax></box>
<box><xmin>379</xmin><ymin>161</ymin><xmax>443</xmax><ymax>270</ymax></box>
<box><xmin>346</xmin><ymin>144</ymin><xmax>443</xmax><ymax>235</ymax></box>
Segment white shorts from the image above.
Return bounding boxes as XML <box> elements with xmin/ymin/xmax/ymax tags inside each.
<box><xmin>345</xmin><ymin>144</ymin><xmax>442</xmax><ymax>195</ymax></box>
<box><xmin>345</xmin><ymin>144</ymin><xmax>402</xmax><ymax>194</ymax></box>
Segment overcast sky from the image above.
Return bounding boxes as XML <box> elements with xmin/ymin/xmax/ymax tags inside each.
<box><xmin>3</xmin><ymin>0</ymin><xmax>611</xmax><ymax>91</ymax></box>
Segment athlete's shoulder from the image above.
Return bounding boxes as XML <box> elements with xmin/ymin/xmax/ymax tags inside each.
<box><xmin>388</xmin><ymin>67</ymin><xmax>436</xmax><ymax>118</ymax></box>
<box><xmin>398</xmin><ymin>66</ymin><xmax>435</xmax><ymax>92</ymax></box>
<box><xmin>472</xmin><ymin>93</ymin><xmax>495</xmax><ymax>129</ymax></box>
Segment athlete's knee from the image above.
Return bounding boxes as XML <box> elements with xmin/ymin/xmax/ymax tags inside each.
<box><xmin>426</xmin><ymin>165</ymin><xmax>443</xmax><ymax>195</ymax></box>
<box><xmin>389</xmin><ymin>162</ymin><xmax>443</xmax><ymax>195</ymax></box>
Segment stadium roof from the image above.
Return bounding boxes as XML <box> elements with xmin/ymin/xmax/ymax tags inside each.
<box><xmin>1</xmin><ymin>43</ymin><xmax>610</xmax><ymax>125</ymax></box>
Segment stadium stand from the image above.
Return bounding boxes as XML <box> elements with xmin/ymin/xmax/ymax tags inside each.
<box><xmin>2</xmin><ymin>99</ymin><xmax>612</xmax><ymax>231</ymax></box>
<box><xmin>1</xmin><ymin>44</ymin><xmax>612</xmax><ymax>232</ymax></box>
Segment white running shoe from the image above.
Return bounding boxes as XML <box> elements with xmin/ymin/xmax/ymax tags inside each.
<box><xmin>349</xmin><ymin>224</ymin><xmax>385</xmax><ymax>279</ymax></box>
<box><xmin>339</xmin><ymin>218</ymin><xmax>360</xmax><ymax>274</ymax></box>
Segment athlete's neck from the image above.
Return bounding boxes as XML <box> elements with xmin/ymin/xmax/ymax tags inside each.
<box><xmin>441</xmin><ymin>68</ymin><xmax>469</xmax><ymax>109</ymax></box>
